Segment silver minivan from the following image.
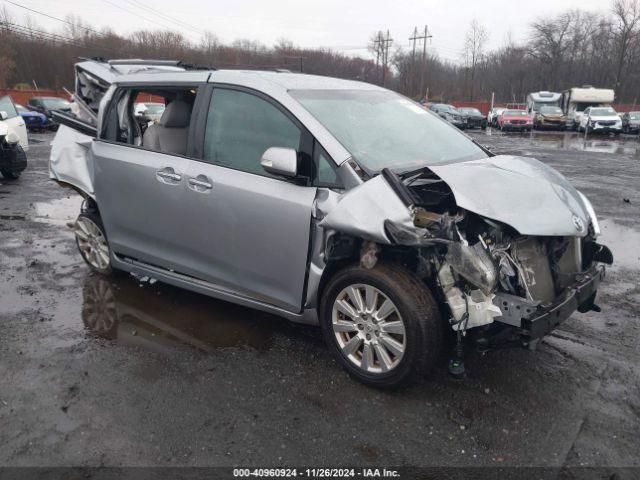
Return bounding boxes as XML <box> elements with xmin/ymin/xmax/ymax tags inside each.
<box><xmin>51</xmin><ymin>59</ymin><xmax>612</xmax><ymax>388</ymax></box>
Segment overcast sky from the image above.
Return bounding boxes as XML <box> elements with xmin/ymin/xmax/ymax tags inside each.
<box><xmin>4</xmin><ymin>0</ymin><xmax>617</xmax><ymax>63</ymax></box>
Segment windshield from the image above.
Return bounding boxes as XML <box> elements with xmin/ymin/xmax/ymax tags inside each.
<box><xmin>589</xmin><ymin>108</ymin><xmax>616</xmax><ymax>116</ymax></box>
<box><xmin>629</xmin><ymin>112</ymin><xmax>640</xmax><ymax>120</ymax></box>
<box><xmin>460</xmin><ymin>108</ymin><xmax>481</xmax><ymax>115</ymax></box>
<box><xmin>540</xmin><ymin>106</ymin><xmax>563</xmax><ymax>115</ymax></box>
<box><xmin>505</xmin><ymin>110</ymin><xmax>529</xmax><ymax>116</ymax></box>
<box><xmin>290</xmin><ymin>89</ymin><xmax>487</xmax><ymax>172</ymax></box>
<box><xmin>41</xmin><ymin>98</ymin><xmax>71</xmax><ymax>110</ymax></box>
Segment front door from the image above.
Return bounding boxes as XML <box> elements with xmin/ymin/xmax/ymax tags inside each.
<box><xmin>181</xmin><ymin>87</ymin><xmax>317</xmax><ymax>312</ymax></box>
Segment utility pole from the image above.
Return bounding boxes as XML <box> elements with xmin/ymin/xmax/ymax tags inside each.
<box><xmin>419</xmin><ymin>25</ymin><xmax>432</xmax><ymax>103</ymax></box>
<box><xmin>381</xmin><ymin>29</ymin><xmax>393</xmax><ymax>87</ymax></box>
<box><xmin>373</xmin><ymin>31</ymin><xmax>383</xmax><ymax>84</ymax></box>
<box><xmin>409</xmin><ymin>27</ymin><xmax>419</xmax><ymax>97</ymax></box>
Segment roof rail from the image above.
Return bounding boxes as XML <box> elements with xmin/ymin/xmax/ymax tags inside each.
<box><xmin>108</xmin><ymin>59</ymin><xmax>182</xmax><ymax>67</ymax></box>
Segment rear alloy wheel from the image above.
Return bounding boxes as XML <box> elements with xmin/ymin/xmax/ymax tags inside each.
<box><xmin>75</xmin><ymin>212</ymin><xmax>114</xmax><ymax>276</ymax></box>
<box><xmin>320</xmin><ymin>263</ymin><xmax>442</xmax><ymax>388</ymax></box>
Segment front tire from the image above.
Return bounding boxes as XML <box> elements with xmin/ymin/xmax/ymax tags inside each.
<box><xmin>75</xmin><ymin>211</ymin><xmax>115</xmax><ymax>276</ymax></box>
<box><xmin>319</xmin><ymin>263</ymin><xmax>442</xmax><ymax>389</ymax></box>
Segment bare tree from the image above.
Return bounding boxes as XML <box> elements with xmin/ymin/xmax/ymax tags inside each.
<box><xmin>611</xmin><ymin>0</ymin><xmax>640</xmax><ymax>96</ymax></box>
<box><xmin>529</xmin><ymin>12</ymin><xmax>573</xmax><ymax>89</ymax></box>
<box><xmin>462</xmin><ymin>19</ymin><xmax>488</xmax><ymax>101</ymax></box>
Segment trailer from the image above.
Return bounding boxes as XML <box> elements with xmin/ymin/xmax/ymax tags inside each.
<box><xmin>561</xmin><ymin>87</ymin><xmax>615</xmax><ymax>130</ymax></box>
<box><xmin>526</xmin><ymin>91</ymin><xmax>562</xmax><ymax>114</ymax></box>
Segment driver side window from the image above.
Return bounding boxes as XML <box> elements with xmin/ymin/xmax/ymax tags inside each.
<box><xmin>203</xmin><ymin>88</ymin><xmax>302</xmax><ymax>179</ymax></box>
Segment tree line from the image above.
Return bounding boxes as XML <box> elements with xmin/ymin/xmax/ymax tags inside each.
<box><xmin>1</xmin><ymin>0</ymin><xmax>639</xmax><ymax>103</ymax></box>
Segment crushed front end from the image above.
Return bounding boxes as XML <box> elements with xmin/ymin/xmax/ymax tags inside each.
<box><xmin>378</xmin><ymin>160</ymin><xmax>613</xmax><ymax>351</ymax></box>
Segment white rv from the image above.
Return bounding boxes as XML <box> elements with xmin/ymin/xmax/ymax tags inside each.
<box><xmin>526</xmin><ymin>91</ymin><xmax>562</xmax><ymax>114</ymax></box>
<box><xmin>561</xmin><ymin>87</ymin><xmax>615</xmax><ymax>130</ymax></box>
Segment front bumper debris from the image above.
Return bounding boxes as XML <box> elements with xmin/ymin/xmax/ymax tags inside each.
<box><xmin>520</xmin><ymin>265</ymin><xmax>605</xmax><ymax>340</ymax></box>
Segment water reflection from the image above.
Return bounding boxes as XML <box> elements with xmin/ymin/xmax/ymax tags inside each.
<box><xmin>81</xmin><ymin>275</ymin><xmax>295</xmax><ymax>354</ymax></box>
<box><xmin>482</xmin><ymin>129</ymin><xmax>640</xmax><ymax>157</ymax></box>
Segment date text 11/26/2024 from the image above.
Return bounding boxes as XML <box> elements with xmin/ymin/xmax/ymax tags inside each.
<box><xmin>233</xmin><ymin>468</ymin><xmax>401</xmax><ymax>478</ymax></box>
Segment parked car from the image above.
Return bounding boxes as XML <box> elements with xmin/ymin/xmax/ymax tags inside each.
<box><xmin>498</xmin><ymin>109</ymin><xmax>533</xmax><ymax>132</ymax></box>
<box><xmin>622</xmin><ymin>111</ymin><xmax>640</xmax><ymax>134</ymax></box>
<box><xmin>487</xmin><ymin>107</ymin><xmax>505</xmax><ymax>128</ymax></box>
<box><xmin>0</xmin><ymin>95</ymin><xmax>28</xmax><ymax>180</ymax></box>
<box><xmin>16</xmin><ymin>103</ymin><xmax>49</xmax><ymax>132</ymax></box>
<box><xmin>428</xmin><ymin>103</ymin><xmax>467</xmax><ymax>129</ymax></box>
<box><xmin>533</xmin><ymin>106</ymin><xmax>567</xmax><ymax>131</ymax></box>
<box><xmin>457</xmin><ymin>107</ymin><xmax>486</xmax><ymax>129</ymax></box>
<box><xmin>50</xmin><ymin>59</ymin><xmax>612</xmax><ymax>388</ymax></box>
<box><xmin>134</xmin><ymin>102</ymin><xmax>165</xmax><ymax>123</ymax></box>
<box><xmin>578</xmin><ymin>107</ymin><xmax>622</xmax><ymax>135</ymax></box>
<box><xmin>27</xmin><ymin>96</ymin><xmax>72</xmax><ymax>130</ymax></box>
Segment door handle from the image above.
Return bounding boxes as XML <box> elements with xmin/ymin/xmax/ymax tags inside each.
<box><xmin>156</xmin><ymin>167</ymin><xmax>182</xmax><ymax>184</ymax></box>
<box><xmin>188</xmin><ymin>175</ymin><xmax>213</xmax><ymax>192</ymax></box>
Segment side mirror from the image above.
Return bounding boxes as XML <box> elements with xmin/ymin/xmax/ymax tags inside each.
<box><xmin>260</xmin><ymin>147</ymin><xmax>298</xmax><ymax>177</ymax></box>
<box><xmin>0</xmin><ymin>111</ymin><xmax>7</xmax><ymax>121</ymax></box>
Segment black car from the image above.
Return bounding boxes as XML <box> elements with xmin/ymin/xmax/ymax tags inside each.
<box><xmin>428</xmin><ymin>103</ymin><xmax>467</xmax><ymax>129</ymax></box>
<box><xmin>26</xmin><ymin>96</ymin><xmax>72</xmax><ymax>131</ymax></box>
<box><xmin>622</xmin><ymin>111</ymin><xmax>640</xmax><ymax>134</ymax></box>
<box><xmin>457</xmin><ymin>107</ymin><xmax>487</xmax><ymax>129</ymax></box>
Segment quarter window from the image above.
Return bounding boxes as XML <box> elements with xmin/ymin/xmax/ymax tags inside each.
<box><xmin>203</xmin><ymin>88</ymin><xmax>302</xmax><ymax>178</ymax></box>
<box><xmin>315</xmin><ymin>143</ymin><xmax>342</xmax><ymax>188</ymax></box>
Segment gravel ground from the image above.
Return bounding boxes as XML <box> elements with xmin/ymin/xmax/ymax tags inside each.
<box><xmin>0</xmin><ymin>130</ymin><xmax>638</xmax><ymax>476</ymax></box>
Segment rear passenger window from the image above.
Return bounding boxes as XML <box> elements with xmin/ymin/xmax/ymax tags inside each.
<box><xmin>102</xmin><ymin>87</ymin><xmax>197</xmax><ymax>157</ymax></box>
<box><xmin>203</xmin><ymin>89</ymin><xmax>302</xmax><ymax>177</ymax></box>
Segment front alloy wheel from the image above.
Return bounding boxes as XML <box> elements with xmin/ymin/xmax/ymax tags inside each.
<box><xmin>332</xmin><ymin>284</ymin><xmax>406</xmax><ymax>373</ymax></box>
<box><xmin>320</xmin><ymin>263</ymin><xmax>442</xmax><ymax>388</ymax></box>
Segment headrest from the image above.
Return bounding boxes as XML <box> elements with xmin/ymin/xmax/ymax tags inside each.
<box><xmin>160</xmin><ymin>100</ymin><xmax>191</xmax><ymax>128</ymax></box>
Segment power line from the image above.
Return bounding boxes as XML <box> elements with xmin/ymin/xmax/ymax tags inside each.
<box><xmin>97</xmin><ymin>0</ymin><xmax>200</xmax><ymax>42</ymax></box>
<box><xmin>2</xmin><ymin>0</ymin><xmax>106</xmax><ymax>37</ymax></box>
<box><xmin>126</xmin><ymin>0</ymin><xmax>204</xmax><ymax>36</ymax></box>
<box><xmin>2</xmin><ymin>20</ymin><xmax>125</xmax><ymax>55</ymax></box>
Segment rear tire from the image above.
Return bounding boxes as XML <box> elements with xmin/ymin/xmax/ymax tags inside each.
<box><xmin>75</xmin><ymin>210</ymin><xmax>116</xmax><ymax>276</ymax></box>
<box><xmin>319</xmin><ymin>263</ymin><xmax>443</xmax><ymax>389</ymax></box>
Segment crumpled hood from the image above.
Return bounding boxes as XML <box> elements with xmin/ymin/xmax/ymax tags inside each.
<box><xmin>429</xmin><ymin>155</ymin><xmax>590</xmax><ymax>236</ymax></box>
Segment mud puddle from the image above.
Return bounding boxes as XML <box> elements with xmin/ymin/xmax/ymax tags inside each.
<box><xmin>79</xmin><ymin>275</ymin><xmax>290</xmax><ymax>355</ymax></box>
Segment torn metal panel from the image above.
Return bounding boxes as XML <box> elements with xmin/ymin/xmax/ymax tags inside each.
<box><xmin>428</xmin><ymin>155</ymin><xmax>590</xmax><ymax>237</ymax></box>
<box><xmin>318</xmin><ymin>174</ymin><xmax>413</xmax><ymax>244</ymax></box>
<box><xmin>49</xmin><ymin>125</ymin><xmax>94</xmax><ymax>197</ymax></box>
<box><xmin>493</xmin><ymin>293</ymin><xmax>539</xmax><ymax>327</ymax></box>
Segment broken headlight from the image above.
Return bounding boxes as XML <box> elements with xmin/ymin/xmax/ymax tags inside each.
<box><xmin>445</xmin><ymin>242</ymin><xmax>498</xmax><ymax>295</ymax></box>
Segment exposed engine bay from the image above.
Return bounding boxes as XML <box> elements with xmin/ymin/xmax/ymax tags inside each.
<box><xmin>319</xmin><ymin>161</ymin><xmax>613</xmax><ymax>348</ymax></box>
